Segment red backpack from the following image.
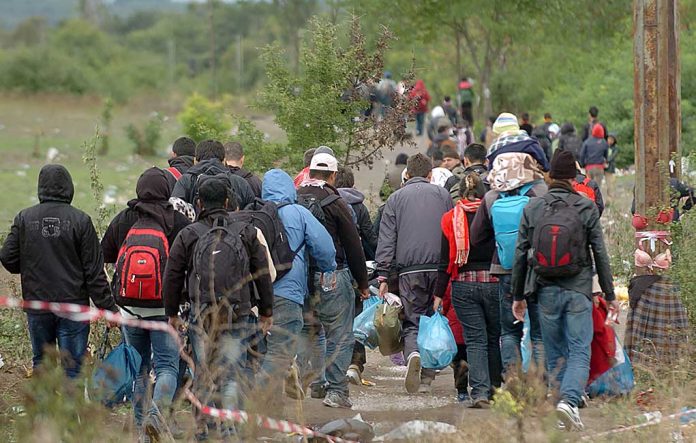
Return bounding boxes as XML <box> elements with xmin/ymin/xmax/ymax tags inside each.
<box><xmin>113</xmin><ymin>220</ymin><xmax>169</xmax><ymax>308</ymax></box>
<box><xmin>573</xmin><ymin>177</ymin><xmax>596</xmax><ymax>203</ymax></box>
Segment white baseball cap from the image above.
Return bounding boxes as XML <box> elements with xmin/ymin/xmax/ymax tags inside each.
<box><xmin>310</xmin><ymin>152</ymin><xmax>338</xmax><ymax>172</ymax></box>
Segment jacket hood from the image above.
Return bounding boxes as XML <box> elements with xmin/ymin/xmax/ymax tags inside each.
<box><xmin>128</xmin><ymin>167</ymin><xmax>175</xmax><ymax>234</ymax></box>
<box><xmin>262</xmin><ymin>169</ymin><xmax>296</xmax><ymax>204</ymax></box>
<box><xmin>38</xmin><ymin>164</ymin><xmax>74</xmax><ymax>203</ymax></box>
<box><xmin>337</xmin><ymin>187</ymin><xmax>365</xmax><ymax>204</ymax></box>
<box><xmin>168</xmin><ymin>155</ymin><xmax>194</xmax><ymax>169</ymax></box>
<box><xmin>188</xmin><ymin>158</ymin><xmax>224</xmax><ymax>174</ymax></box>
<box><xmin>560</xmin><ymin>122</ymin><xmax>575</xmax><ymax>135</ymax></box>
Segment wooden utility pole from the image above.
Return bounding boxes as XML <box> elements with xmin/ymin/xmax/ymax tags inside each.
<box><xmin>208</xmin><ymin>0</ymin><xmax>218</xmax><ymax>100</ymax></box>
<box><xmin>633</xmin><ymin>0</ymin><xmax>681</xmax><ymax>217</ymax></box>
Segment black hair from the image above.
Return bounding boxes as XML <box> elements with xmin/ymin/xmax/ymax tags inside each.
<box><xmin>172</xmin><ymin>136</ymin><xmax>196</xmax><ymax>157</ymax></box>
<box><xmin>335</xmin><ymin>166</ymin><xmax>355</xmax><ymax>188</ymax></box>
<box><xmin>303</xmin><ymin>149</ymin><xmax>316</xmax><ymax>167</ymax></box>
<box><xmin>309</xmin><ymin>169</ymin><xmax>334</xmax><ymax>181</ymax></box>
<box><xmin>198</xmin><ymin>177</ymin><xmax>237</xmax><ymax>211</ymax></box>
<box><xmin>406</xmin><ymin>153</ymin><xmax>432</xmax><ymax>178</ymax></box>
<box><xmin>589</xmin><ymin>106</ymin><xmax>599</xmax><ymax>118</ymax></box>
<box><xmin>441</xmin><ymin>148</ymin><xmax>459</xmax><ymax>160</ymax></box>
<box><xmin>224</xmin><ymin>141</ymin><xmax>244</xmax><ymax>162</ymax></box>
<box><xmin>544</xmin><ymin>113</ymin><xmax>552</xmax><ymax>120</ymax></box>
<box><xmin>195</xmin><ymin>139</ymin><xmax>225</xmax><ymax>162</ymax></box>
<box><xmin>444</xmin><ymin>95</ymin><xmax>451</xmax><ymax>102</ymax></box>
<box><xmin>488</xmin><ymin>116</ymin><xmax>496</xmax><ymax>124</ymax></box>
<box><xmin>464</xmin><ymin>143</ymin><xmax>487</xmax><ymax>164</ymax></box>
<box><xmin>521</xmin><ymin>112</ymin><xmax>530</xmax><ymax>121</ymax></box>
<box><xmin>395</xmin><ymin>153</ymin><xmax>408</xmax><ymax>165</ymax></box>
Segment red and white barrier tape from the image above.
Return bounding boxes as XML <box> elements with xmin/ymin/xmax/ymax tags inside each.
<box><xmin>582</xmin><ymin>407</ymin><xmax>696</xmax><ymax>440</ymax></box>
<box><xmin>0</xmin><ymin>296</ymin><xmax>356</xmax><ymax>443</ymax></box>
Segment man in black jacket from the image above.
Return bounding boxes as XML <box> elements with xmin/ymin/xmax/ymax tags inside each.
<box><xmin>172</xmin><ymin>139</ymin><xmax>255</xmax><ymax>210</ymax></box>
<box><xmin>224</xmin><ymin>141</ymin><xmax>262</xmax><ymax>198</ymax></box>
<box><xmin>0</xmin><ymin>164</ymin><xmax>117</xmax><ymax>378</ymax></box>
<box><xmin>163</xmin><ymin>178</ymin><xmax>273</xmax><ymax>439</ymax></box>
<box><xmin>165</xmin><ymin>136</ymin><xmax>196</xmax><ymax>191</ymax></box>
<box><xmin>297</xmin><ymin>152</ymin><xmax>369</xmax><ymax>409</ymax></box>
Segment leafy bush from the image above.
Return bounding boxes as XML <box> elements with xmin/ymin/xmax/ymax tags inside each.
<box><xmin>230</xmin><ymin>116</ymin><xmax>300</xmax><ymax>174</ymax></box>
<box><xmin>178</xmin><ymin>93</ymin><xmax>231</xmax><ymax>142</ymax></box>
<box><xmin>125</xmin><ymin>112</ymin><xmax>163</xmax><ymax>157</ymax></box>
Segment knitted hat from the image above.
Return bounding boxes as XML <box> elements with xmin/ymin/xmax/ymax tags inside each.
<box><xmin>591</xmin><ymin>123</ymin><xmax>605</xmax><ymax>139</ymax></box>
<box><xmin>549</xmin><ymin>149</ymin><xmax>577</xmax><ymax>179</ymax></box>
<box><xmin>493</xmin><ymin>112</ymin><xmax>520</xmax><ymax>135</ymax></box>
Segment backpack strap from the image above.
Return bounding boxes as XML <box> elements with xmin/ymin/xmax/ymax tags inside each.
<box><xmin>583</xmin><ymin>177</ymin><xmax>591</xmax><ymax>186</ymax></box>
<box><xmin>166</xmin><ymin>167</ymin><xmax>182</xmax><ymax>180</ymax></box>
<box><xmin>320</xmin><ymin>194</ymin><xmax>340</xmax><ymax>207</ymax></box>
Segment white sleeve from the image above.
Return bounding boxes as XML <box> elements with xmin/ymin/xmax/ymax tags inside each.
<box><xmin>255</xmin><ymin>227</ymin><xmax>277</xmax><ymax>282</ymax></box>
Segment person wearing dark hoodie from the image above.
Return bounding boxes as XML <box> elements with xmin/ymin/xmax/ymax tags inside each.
<box><xmin>163</xmin><ymin>178</ymin><xmax>273</xmax><ymax>440</ymax></box>
<box><xmin>297</xmin><ymin>151</ymin><xmax>369</xmax><ymax>409</ymax></box>
<box><xmin>581</xmin><ymin>106</ymin><xmax>608</xmax><ymax>142</ymax></box>
<box><xmin>435</xmin><ymin>171</ymin><xmax>502</xmax><ymax>408</ymax></box>
<box><xmin>165</xmin><ymin>136</ymin><xmax>196</xmax><ymax>191</ymax></box>
<box><xmin>259</xmin><ymin>169</ymin><xmax>336</xmax><ymax>407</ymax></box>
<box><xmin>557</xmin><ymin>123</ymin><xmax>583</xmax><ymax>159</ymax></box>
<box><xmin>101</xmin><ymin>167</ymin><xmax>191</xmax><ymax>441</ymax></box>
<box><xmin>470</xmin><ymin>113</ymin><xmax>548</xmax><ymax>379</ymax></box>
<box><xmin>224</xmin><ymin>141</ymin><xmax>263</xmax><ymax>198</ymax></box>
<box><xmin>376</xmin><ymin>153</ymin><xmax>453</xmax><ymax>394</ymax></box>
<box><xmin>172</xmin><ymin>139</ymin><xmax>255</xmax><ymax>210</ymax></box>
<box><xmin>579</xmin><ymin>123</ymin><xmax>609</xmax><ymax>189</ymax></box>
<box><xmin>511</xmin><ymin>150</ymin><xmax>616</xmax><ymax>432</ymax></box>
<box><xmin>0</xmin><ymin>164</ymin><xmax>117</xmax><ymax>379</ymax></box>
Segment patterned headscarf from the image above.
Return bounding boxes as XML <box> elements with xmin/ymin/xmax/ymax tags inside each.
<box><xmin>488</xmin><ymin>152</ymin><xmax>544</xmax><ymax>192</ymax></box>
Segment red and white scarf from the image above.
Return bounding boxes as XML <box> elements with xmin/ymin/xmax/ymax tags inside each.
<box><xmin>449</xmin><ymin>198</ymin><xmax>482</xmax><ymax>275</ymax></box>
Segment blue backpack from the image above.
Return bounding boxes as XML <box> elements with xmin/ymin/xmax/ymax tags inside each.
<box><xmin>91</xmin><ymin>328</ymin><xmax>142</xmax><ymax>408</ymax></box>
<box><xmin>491</xmin><ymin>182</ymin><xmax>536</xmax><ymax>270</ymax></box>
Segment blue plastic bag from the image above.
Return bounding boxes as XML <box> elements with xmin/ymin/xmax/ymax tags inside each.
<box><xmin>353</xmin><ymin>296</ymin><xmax>381</xmax><ymax>349</ymax></box>
<box><xmin>587</xmin><ymin>348</ymin><xmax>635</xmax><ymax>398</ymax></box>
<box><xmin>417</xmin><ymin>311</ymin><xmax>457</xmax><ymax>369</ymax></box>
<box><xmin>521</xmin><ymin>311</ymin><xmax>532</xmax><ymax>373</ymax></box>
<box><xmin>91</xmin><ymin>330</ymin><xmax>142</xmax><ymax>408</ymax></box>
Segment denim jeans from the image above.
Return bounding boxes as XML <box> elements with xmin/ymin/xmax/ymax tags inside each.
<box><xmin>498</xmin><ymin>274</ymin><xmax>545</xmax><ymax>376</ymax></box>
<box><xmin>27</xmin><ymin>312</ymin><xmax>90</xmax><ymax>378</ymax></box>
<box><xmin>451</xmin><ymin>281</ymin><xmax>502</xmax><ymax>400</ymax></box>
<box><xmin>415</xmin><ymin>112</ymin><xmax>426</xmax><ymax>135</ymax></box>
<box><xmin>310</xmin><ymin>268</ymin><xmax>355</xmax><ymax>396</ymax></box>
<box><xmin>297</xmin><ymin>316</ymin><xmax>326</xmax><ymax>389</ymax></box>
<box><xmin>260</xmin><ymin>296</ymin><xmax>304</xmax><ymax>387</ymax></box>
<box><xmin>189</xmin><ymin>304</ymin><xmax>249</xmax><ymax>430</ymax></box>
<box><xmin>537</xmin><ymin>286</ymin><xmax>593</xmax><ymax>407</ymax></box>
<box><xmin>123</xmin><ymin>317</ymin><xmax>179</xmax><ymax>428</ymax></box>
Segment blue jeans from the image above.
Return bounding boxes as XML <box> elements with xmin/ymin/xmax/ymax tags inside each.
<box><xmin>415</xmin><ymin>112</ymin><xmax>426</xmax><ymax>135</ymax></box>
<box><xmin>261</xmin><ymin>296</ymin><xmax>304</xmax><ymax>384</ymax></box>
<box><xmin>189</xmin><ymin>304</ymin><xmax>249</xmax><ymax>429</ymax></box>
<box><xmin>498</xmin><ymin>274</ymin><xmax>545</xmax><ymax>376</ymax></box>
<box><xmin>27</xmin><ymin>313</ymin><xmax>90</xmax><ymax>378</ymax></box>
<box><xmin>537</xmin><ymin>286</ymin><xmax>593</xmax><ymax>407</ymax></box>
<box><xmin>124</xmin><ymin>318</ymin><xmax>179</xmax><ymax>428</ymax></box>
<box><xmin>451</xmin><ymin>281</ymin><xmax>502</xmax><ymax>400</ymax></box>
<box><xmin>310</xmin><ymin>268</ymin><xmax>355</xmax><ymax>396</ymax></box>
<box><xmin>297</xmin><ymin>315</ymin><xmax>326</xmax><ymax>389</ymax></box>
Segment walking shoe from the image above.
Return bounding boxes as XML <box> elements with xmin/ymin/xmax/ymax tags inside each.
<box><xmin>405</xmin><ymin>353</ymin><xmax>421</xmax><ymax>394</ymax></box>
<box><xmin>468</xmin><ymin>398</ymin><xmax>490</xmax><ymax>409</ymax></box>
<box><xmin>346</xmin><ymin>365</ymin><xmax>362</xmax><ymax>386</ymax></box>
<box><xmin>323</xmin><ymin>391</ymin><xmax>353</xmax><ymax>409</ymax></box>
<box><xmin>310</xmin><ymin>382</ymin><xmax>327</xmax><ymax>399</ymax></box>
<box><xmin>418</xmin><ymin>383</ymin><xmax>432</xmax><ymax>394</ymax></box>
<box><xmin>457</xmin><ymin>391</ymin><xmax>471</xmax><ymax>403</ymax></box>
<box><xmin>556</xmin><ymin>401</ymin><xmax>584</xmax><ymax>431</ymax></box>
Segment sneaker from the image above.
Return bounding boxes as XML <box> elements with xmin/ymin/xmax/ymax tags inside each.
<box><xmin>322</xmin><ymin>391</ymin><xmax>353</xmax><ymax>409</ymax></box>
<box><xmin>310</xmin><ymin>383</ymin><xmax>327</xmax><ymax>399</ymax></box>
<box><xmin>457</xmin><ymin>392</ymin><xmax>471</xmax><ymax>403</ymax></box>
<box><xmin>469</xmin><ymin>398</ymin><xmax>490</xmax><ymax>409</ymax></box>
<box><xmin>346</xmin><ymin>365</ymin><xmax>362</xmax><ymax>386</ymax></box>
<box><xmin>405</xmin><ymin>353</ymin><xmax>421</xmax><ymax>394</ymax></box>
<box><xmin>556</xmin><ymin>401</ymin><xmax>584</xmax><ymax>432</ymax></box>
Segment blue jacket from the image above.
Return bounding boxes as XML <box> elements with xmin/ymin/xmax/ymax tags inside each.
<box><xmin>262</xmin><ymin>169</ymin><xmax>336</xmax><ymax>305</ymax></box>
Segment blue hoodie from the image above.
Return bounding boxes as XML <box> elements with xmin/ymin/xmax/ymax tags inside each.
<box><xmin>262</xmin><ymin>169</ymin><xmax>337</xmax><ymax>305</ymax></box>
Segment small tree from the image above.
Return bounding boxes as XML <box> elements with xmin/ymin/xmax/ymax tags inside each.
<box><xmin>178</xmin><ymin>92</ymin><xmax>231</xmax><ymax>142</ymax></box>
<box><xmin>231</xmin><ymin>116</ymin><xmax>298</xmax><ymax>173</ymax></box>
<box><xmin>125</xmin><ymin>112</ymin><xmax>163</xmax><ymax>157</ymax></box>
<box><xmin>98</xmin><ymin>97</ymin><xmax>113</xmax><ymax>155</ymax></box>
<box><xmin>258</xmin><ymin>16</ymin><xmax>414</xmax><ymax>168</ymax></box>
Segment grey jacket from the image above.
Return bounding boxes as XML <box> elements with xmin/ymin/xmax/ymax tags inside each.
<box><xmin>376</xmin><ymin>177</ymin><xmax>453</xmax><ymax>276</ymax></box>
<box><xmin>511</xmin><ymin>186</ymin><xmax>615</xmax><ymax>302</ymax></box>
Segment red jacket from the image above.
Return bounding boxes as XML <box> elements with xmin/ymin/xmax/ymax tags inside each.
<box><xmin>589</xmin><ymin>297</ymin><xmax>616</xmax><ymax>384</ymax></box>
<box><xmin>441</xmin><ymin>282</ymin><xmax>465</xmax><ymax>345</ymax></box>
<box><xmin>409</xmin><ymin>80</ymin><xmax>430</xmax><ymax>114</ymax></box>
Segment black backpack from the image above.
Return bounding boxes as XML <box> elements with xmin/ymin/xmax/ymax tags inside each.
<box><xmin>529</xmin><ymin>193</ymin><xmax>588</xmax><ymax>278</ymax></box>
<box><xmin>296</xmin><ymin>193</ymin><xmax>340</xmax><ymax>225</ymax></box>
<box><xmin>230</xmin><ymin>198</ymin><xmax>299</xmax><ymax>281</ymax></box>
<box><xmin>190</xmin><ymin>217</ymin><xmax>249</xmax><ymax>307</ymax></box>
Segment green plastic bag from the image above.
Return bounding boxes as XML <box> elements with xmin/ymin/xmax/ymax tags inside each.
<box><xmin>374</xmin><ymin>293</ymin><xmax>403</xmax><ymax>356</ymax></box>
